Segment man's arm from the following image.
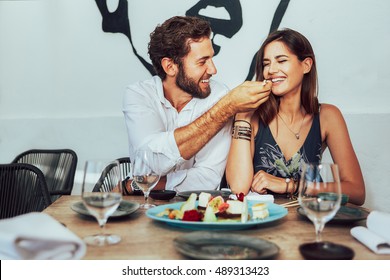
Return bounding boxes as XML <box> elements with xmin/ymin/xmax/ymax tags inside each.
<box><xmin>175</xmin><ymin>80</ymin><xmax>271</xmax><ymax>159</ymax></box>
<box><xmin>172</xmin><ymin>118</ymin><xmax>232</xmax><ymax>192</ymax></box>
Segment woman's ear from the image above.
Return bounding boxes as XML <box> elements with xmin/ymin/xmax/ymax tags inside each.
<box><xmin>303</xmin><ymin>57</ymin><xmax>313</xmax><ymax>74</ymax></box>
<box><xmin>161</xmin><ymin>58</ymin><xmax>177</xmax><ymax>77</ymax></box>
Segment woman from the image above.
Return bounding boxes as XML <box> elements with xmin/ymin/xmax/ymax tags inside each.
<box><xmin>226</xmin><ymin>28</ymin><xmax>365</xmax><ymax>205</ymax></box>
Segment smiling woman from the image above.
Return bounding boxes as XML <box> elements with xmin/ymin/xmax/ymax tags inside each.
<box><xmin>226</xmin><ymin>28</ymin><xmax>366</xmax><ymax>206</ymax></box>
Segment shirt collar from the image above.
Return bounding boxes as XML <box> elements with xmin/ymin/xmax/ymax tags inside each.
<box><xmin>154</xmin><ymin>76</ymin><xmax>196</xmax><ymax>111</ymax></box>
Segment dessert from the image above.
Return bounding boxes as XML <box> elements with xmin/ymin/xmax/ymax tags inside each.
<box><xmin>157</xmin><ymin>192</ymin><xmax>269</xmax><ymax>223</ymax></box>
<box><xmin>198</xmin><ymin>192</ymin><xmax>212</xmax><ymax>211</ymax></box>
<box><xmin>180</xmin><ymin>193</ymin><xmax>197</xmax><ymax>212</ymax></box>
<box><xmin>252</xmin><ymin>203</ymin><xmax>269</xmax><ymax>219</ymax></box>
<box><xmin>207</xmin><ymin>196</ymin><xmax>224</xmax><ymax>213</ymax></box>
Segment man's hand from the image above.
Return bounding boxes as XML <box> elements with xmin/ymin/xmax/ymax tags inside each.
<box><xmin>224</xmin><ymin>80</ymin><xmax>271</xmax><ymax>115</ymax></box>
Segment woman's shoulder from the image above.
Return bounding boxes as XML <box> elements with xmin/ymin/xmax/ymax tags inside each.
<box><xmin>319</xmin><ymin>103</ymin><xmax>343</xmax><ymax>117</ymax></box>
<box><xmin>319</xmin><ymin>103</ymin><xmax>345</xmax><ymax>125</ymax></box>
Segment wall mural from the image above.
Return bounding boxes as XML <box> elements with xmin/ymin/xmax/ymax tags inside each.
<box><xmin>95</xmin><ymin>0</ymin><xmax>290</xmax><ymax>81</ymax></box>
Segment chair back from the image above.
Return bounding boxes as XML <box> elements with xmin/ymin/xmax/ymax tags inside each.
<box><xmin>0</xmin><ymin>163</ymin><xmax>51</xmax><ymax>219</ymax></box>
<box><xmin>117</xmin><ymin>157</ymin><xmax>131</xmax><ymax>179</ymax></box>
<box><xmin>12</xmin><ymin>149</ymin><xmax>78</xmax><ymax>201</ymax></box>
<box><xmin>92</xmin><ymin>157</ymin><xmax>131</xmax><ymax>192</ymax></box>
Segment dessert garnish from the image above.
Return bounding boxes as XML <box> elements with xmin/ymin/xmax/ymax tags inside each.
<box><xmin>157</xmin><ymin>192</ymin><xmax>269</xmax><ymax>223</ymax></box>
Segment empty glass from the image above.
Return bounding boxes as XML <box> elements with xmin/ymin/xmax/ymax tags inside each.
<box><xmin>81</xmin><ymin>159</ymin><xmax>122</xmax><ymax>246</ymax></box>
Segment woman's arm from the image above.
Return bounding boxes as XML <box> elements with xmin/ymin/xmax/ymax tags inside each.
<box><xmin>320</xmin><ymin>104</ymin><xmax>365</xmax><ymax>205</ymax></box>
<box><xmin>226</xmin><ymin>113</ymin><xmax>256</xmax><ymax>194</ymax></box>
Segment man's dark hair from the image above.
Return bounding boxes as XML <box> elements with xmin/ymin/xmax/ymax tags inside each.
<box><xmin>148</xmin><ymin>16</ymin><xmax>211</xmax><ymax>80</ymax></box>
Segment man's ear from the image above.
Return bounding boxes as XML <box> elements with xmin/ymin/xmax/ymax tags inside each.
<box><xmin>303</xmin><ymin>57</ymin><xmax>313</xmax><ymax>74</ymax></box>
<box><xmin>161</xmin><ymin>58</ymin><xmax>177</xmax><ymax>77</ymax></box>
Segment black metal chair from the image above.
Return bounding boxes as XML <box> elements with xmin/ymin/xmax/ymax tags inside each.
<box><xmin>0</xmin><ymin>163</ymin><xmax>52</xmax><ymax>219</ymax></box>
<box><xmin>117</xmin><ymin>157</ymin><xmax>131</xmax><ymax>180</ymax></box>
<box><xmin>11</xmin><ymin>149</ymin><xmax>78</xmax><ymax>202</ymax></box>
<box><xmin>92</xmin><ymin>157</ymin><xmax>131</xmax><ymax>192</ymax></box>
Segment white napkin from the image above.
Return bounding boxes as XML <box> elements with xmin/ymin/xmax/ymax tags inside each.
<box><xmin>351</xmin><ymin>210</ymin><xmax>390</xmax><ymax>254</ymax></box>
<box><xmin>228</xmin><ymin>191</ymin><xmax>274</xmax><ymax>203</ymax></box>
<box><xmin>0</xmin><ymin>212</ymin><xmax>86</xmax><ymax>260</ymax></box>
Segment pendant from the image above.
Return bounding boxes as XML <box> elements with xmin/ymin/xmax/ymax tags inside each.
<box><xmin>295</xmin><ymin>134</ymin><xmax>300</xmax><ymax>140</ymax></box>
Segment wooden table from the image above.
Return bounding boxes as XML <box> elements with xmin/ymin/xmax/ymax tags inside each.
<box><xmin>43</xmin><ymin>195</ymin><xmax>389</xmax><ymax>260</ymax></box>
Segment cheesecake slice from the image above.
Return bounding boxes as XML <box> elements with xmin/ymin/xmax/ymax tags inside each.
<box><xmin>252</xmin><ymin>203</ymin><xmax>269</xmax><ymax>219</ymax></box>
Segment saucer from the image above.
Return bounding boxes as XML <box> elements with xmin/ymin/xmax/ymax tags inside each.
<box><xmin>174</xmin><ymin>231</ymin><xmax>279</xmax><ymax>260</ymax></box>
<box><xmin>299</xmin><ymin>242</ymin><xmax>355</xmax><ymax>260</ymax></box>
<box><xmin>149</xmin><ymin>190</ymin><xmax>176</xmax><ymax>201</ymax></box>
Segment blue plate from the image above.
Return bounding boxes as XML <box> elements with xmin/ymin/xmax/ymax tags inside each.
<box><xmin>146</xmin><ymin>201</ymin><xmax>287</xmax><ymax>230</ymax></box>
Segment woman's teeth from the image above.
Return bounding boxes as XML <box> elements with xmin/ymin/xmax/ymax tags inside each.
<box><xmin>272</xmin><ymin>78</ymin><xmax>285</xmax><ymax>83</ymax></box>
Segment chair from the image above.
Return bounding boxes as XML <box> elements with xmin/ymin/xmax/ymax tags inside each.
<box><xmin>219</xmin><ymin>171</ymin><xmax>229</xmax><ymax>190</ymax></box>
<box><xmin>92</xmin><ymin>157</ymin><xmax>131</xmax><ymax>192</ymax></box>
<box><xmin>117</xmin><ymin>157</ymin><xmax>131</xmax><ymax>180</ymax></box>
<box><xmin>11</xmin><ymin>149</ymin><xmax>78</xmax><ymax>202</ymax></box>
<box><xmin>0</xmin><ymin>163</ymin><xmax>52</xmax><ymax>219</ymax></box>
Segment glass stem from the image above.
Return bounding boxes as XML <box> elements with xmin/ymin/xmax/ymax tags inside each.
<box><xmin>314</xmin><ymin>221</ymin><xmax>324</xmax><ymax>242</ymax></box>
<box><xmin>144</xmin><ymin>191</ymin><xmax>149</xmax><ymax>205</ymax></box>
<box><xmin>96</xmin><ymin>217</ymin><xmax>107</xmax><ymax>237</ymax></box>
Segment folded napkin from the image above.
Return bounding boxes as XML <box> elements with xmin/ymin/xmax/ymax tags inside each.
<box><xmin>0</xmin><ymin>212</ymin><xmax>86</xmax><ymax>260</ymax></box>
<box><xmin>228</xmin><ymin>191</ymin><xmax>275</xmax><ymax>203</ymax></box>
<box><xmin>351</xmin><ymin>210</ymin><xmax>390</xmax><ymax>254</ymax></box>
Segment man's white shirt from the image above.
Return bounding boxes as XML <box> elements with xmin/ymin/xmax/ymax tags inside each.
<box><xmin>123</xmin><ymin>76</ymin><xmax>232</xmax><ymax>192</ymax></box>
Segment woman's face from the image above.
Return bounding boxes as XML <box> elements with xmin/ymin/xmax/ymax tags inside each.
<box><xmin>262</xmin><ymin>41</ymin><xmax>310</xmax><ymax>97</ymax></box>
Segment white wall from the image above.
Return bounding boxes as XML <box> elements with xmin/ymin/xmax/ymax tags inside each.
<box><xmin>1</xmin><ymin>0</ymin><xmax>389</xmax><ymax>211</ymax></box>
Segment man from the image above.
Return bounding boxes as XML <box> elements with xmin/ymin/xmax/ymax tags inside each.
<box><xmin>123</xmin><ymin>16</ymin><xmax>271</xmax><ymax>193</ymax></box>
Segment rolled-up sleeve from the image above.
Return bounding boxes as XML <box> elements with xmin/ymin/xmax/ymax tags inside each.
<box><xmin>123</xmin><ymin>77</ymin><xmax>231</xmax><ymax>192</ymax></box>
<box><xmin>122</xmin><ymin>82</ymin><xmax>184</xmax><ymax>172</ymax></box>
<box><xmin>172</xmin><ymin>119</ymin><xmax>232</xmax><ymax>192</ymax></box>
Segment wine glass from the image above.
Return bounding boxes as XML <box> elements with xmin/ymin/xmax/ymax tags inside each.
<box><xmin>298</xmin><ymin>162</ymin><xmax>342</xmax><ymax>243</ymax></box>
<box><xmin>81</xmin><ymin>159</ymin><xmax>122</xmax><ymax>246</ymax></box>
<box><xmin>132</xmin><ymin>150</ymin><xmax>161</xmax><ymax>209</ymax></box>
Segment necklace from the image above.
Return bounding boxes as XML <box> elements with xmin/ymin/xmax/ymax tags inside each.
<box><xmin>277</xmin><ymin>111</ymin><xmax>307</xmax><ymax>140</ymax></box>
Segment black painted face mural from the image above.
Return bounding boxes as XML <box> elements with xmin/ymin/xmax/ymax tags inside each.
<box><xmin>95</xmin><ymin>0</ymin><xmax>290</xmax><ymax>81</ymax></box>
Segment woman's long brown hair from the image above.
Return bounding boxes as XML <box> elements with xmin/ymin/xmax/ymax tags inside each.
<box><xmin>255</xmin><ymin>28</ymin><xmax>319</xmax><ymax>125</ymax></box>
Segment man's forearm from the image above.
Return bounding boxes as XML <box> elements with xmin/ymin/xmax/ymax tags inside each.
<box><xmin>174</xmin><ymin>96</ymin><xmax>234</xmax><ymax>160</ymax></box>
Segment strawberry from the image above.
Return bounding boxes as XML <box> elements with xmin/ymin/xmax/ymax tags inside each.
<box><xmin>236</xmin><ymin>192</ymin><xmax>245</xmax><ymax>202</ymax></box>
<box><xmin>182</xmin><ymin>209</ymin><xmax>203</xmax><ymax>221</ymax></box>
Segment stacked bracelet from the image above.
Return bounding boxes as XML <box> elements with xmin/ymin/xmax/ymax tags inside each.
<box><xmin>232</xmin><ymin>125</ymin><xmax>252</xmax><ymax>141</ymax></box>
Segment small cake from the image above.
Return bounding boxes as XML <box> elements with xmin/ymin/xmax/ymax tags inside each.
<box><xmin>198</xmin><ymin>192</ymin><xmax>212</xmax><ymax>210</ymax></box>
<box><xmin>217</xmin><ymin>200</ymin><xmax>243</xmax><ymax>220</ymax></box>
<box><xmin>252</xmin><ymin>203</ymin><xmax>269</xmax><ymax>219</ymax></box>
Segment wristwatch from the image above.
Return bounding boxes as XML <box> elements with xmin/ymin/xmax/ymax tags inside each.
<box><xmin>285</xmin><ymin>178</ymin><xmax>291</xmax><ymax>196</ymax></box>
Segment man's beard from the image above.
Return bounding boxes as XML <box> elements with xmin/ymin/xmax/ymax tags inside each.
<box><xmin>176</xmin><ymin>66</ymin><xmax>211</xmax><ymax>99</ymax></box>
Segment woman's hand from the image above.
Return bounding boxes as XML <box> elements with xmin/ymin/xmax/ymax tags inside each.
<box><xmin>251</xmin><ymin>170</ymin><xmax>286</xmax><ymax>194</ymax></box>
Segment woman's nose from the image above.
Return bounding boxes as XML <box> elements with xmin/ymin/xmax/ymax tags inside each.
<box><xmin>268</xmin><ymin>62</ymin><xmax>278</xmax><ymax>74</ymax></box>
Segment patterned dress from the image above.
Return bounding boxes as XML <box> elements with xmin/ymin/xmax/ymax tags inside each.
<box><xmin>253</xmin><ymin>113</ymin><xmax>323</xmax><ymax>184</ymax></box>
